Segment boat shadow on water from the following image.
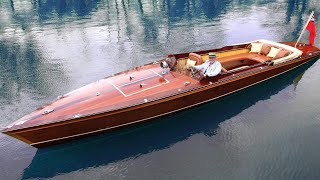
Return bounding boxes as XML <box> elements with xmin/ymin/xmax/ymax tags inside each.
<box><xmin>22</xmin><ymin>59</ymin><xmax>318</xmax><ymax>179</ymax></box>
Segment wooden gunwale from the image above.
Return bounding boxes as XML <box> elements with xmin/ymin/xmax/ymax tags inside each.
<box><xmin>4</xmin><ymin>52</ymin><xmax>319</xmax><ymax>135</ymax></box>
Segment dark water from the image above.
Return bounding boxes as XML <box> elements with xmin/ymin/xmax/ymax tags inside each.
<box><xmin>1</xmin><ymin>0</ymin><xmax>320</xmax><ymax>179</ymax></box>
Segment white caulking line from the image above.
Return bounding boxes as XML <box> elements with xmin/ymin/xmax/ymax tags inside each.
<box><xmin>120</xmin><ymin>74</ymin><xmax>158</xmax><ymax>88</ymax></box>
<box><xmin>149</xmin><ymin>69</ymin><xmax>170</xmax><ymax>83</ymax></box>
<box><xmin>126</xmin><ymin>84</ymin><xmax>164</xmax><ymax>97</ymax></box>
<box><xmin>125</xmin><ymin>69</ymin><xmax>170</xmax><ymax>96</ymax></box>
<box><xmin>109</xmin><ymin>81</ymin><xmax>127</xmax><ymax>97</ymax></box>
<box><xmin>109</xmin><ymin>69</ymin><xmax>169</xmax><ymax>98</ymax></box>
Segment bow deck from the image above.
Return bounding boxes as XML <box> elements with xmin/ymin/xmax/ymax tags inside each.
<box><xmin>4</xmin><ymin>65</ymin><xmax>198</xmax><ymax>132</ymax></box>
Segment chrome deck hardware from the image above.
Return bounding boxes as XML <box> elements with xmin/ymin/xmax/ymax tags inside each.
<box><xmin>16</xmin><ymin>119</ymin><xmax>28</xmax><ymax>125</ymax></box>
<box><xmin>57</xmin><ymin>95</ymin><xmax>64</xmax><ymax>99</ymax></box>
<box><xmin>140</xmin><ymin>83</ymin><xmax>147</xmax><ymax>88</ymax></box>
<box><xmin>42</xmin><ymin>109</ymin><xmax>54</xmax><ymax>115</ymax></box>
<box><xmin>73</xmin><ymin>114</ymin><xmax>82</xmax><ymax>119</ymax></box>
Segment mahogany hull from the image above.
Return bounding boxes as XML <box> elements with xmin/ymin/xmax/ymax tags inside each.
<box><xmin>3</xmin><ymin>53</ymin><xmax>320</xmax><ymax>148</ymax></box>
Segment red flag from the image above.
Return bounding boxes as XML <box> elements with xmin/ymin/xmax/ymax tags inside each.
<box><xmin>306</xmin><ymin>15</ymin><xmax>316</xmax><ymax>45</ymax></box>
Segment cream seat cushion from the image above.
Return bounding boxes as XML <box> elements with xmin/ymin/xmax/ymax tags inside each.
<box><xmin>267</xmin><ymin>47</ymin><xmax>281</xmax><ymax>58</ymax></box>
<box><xmin>250</xmin><ymin>42</ymin><xmax>263</xmax><ymax>53</ymax></box>
<box><xmin>186</xmin><ymin>59</ymin><xmax>197</xmax><ymax>69</ymax></box>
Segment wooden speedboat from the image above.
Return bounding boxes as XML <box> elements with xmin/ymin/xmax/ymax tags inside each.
<box><xmin>2</xmin><ymin>39</ymin><xmax>320</xmax><ymax>148</ymax></box>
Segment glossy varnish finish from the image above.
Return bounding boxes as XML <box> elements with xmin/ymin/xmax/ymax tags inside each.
<box><xmin>2</xmin><ymin>42</ymin><xmax>320</xmax><ymax>147</ymax></box>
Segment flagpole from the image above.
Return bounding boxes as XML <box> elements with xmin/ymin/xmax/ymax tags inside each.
<box><xmin>295</xmin><ymin>11</ymin><xmax>314</xmax><ymax>47</ymax></box>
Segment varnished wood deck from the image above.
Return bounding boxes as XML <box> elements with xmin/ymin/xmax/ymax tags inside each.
<box><xmin>4</xmin><ymin>64</ymin><xmax>201</xmax><ymax>132</ymax></box>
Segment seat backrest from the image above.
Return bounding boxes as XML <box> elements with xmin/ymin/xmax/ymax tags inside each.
<box><xmin>189</xmin><ymin>53</ymin><xmax>203</xmax><ymax>65</ymax></box>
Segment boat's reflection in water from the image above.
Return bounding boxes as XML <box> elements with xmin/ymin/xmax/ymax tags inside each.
<box><xmin>22</xmin><ymin>59</ymin><xmax>317</xmax><ymax>179</ymax></box>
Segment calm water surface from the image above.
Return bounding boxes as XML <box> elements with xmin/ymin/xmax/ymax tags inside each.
<box><xmin>1</xmin><ymin>0</ymin><xmax>320</xmax><ymax>179</ymax></box>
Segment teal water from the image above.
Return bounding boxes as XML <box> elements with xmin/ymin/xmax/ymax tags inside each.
<box><xmin>1</xmin><ymin>0</ymin><xmax>320</xmax><ymax>179</ymax></box>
